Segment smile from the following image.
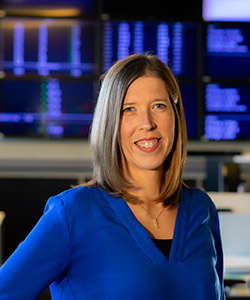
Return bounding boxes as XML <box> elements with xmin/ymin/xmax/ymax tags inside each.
<box><xmin>135</xmin><ymin>138</ymin><xmax>160</xmax><ymax>149</ymax></box>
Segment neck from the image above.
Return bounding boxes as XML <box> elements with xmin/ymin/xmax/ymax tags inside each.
<box><xmin>125</xmin><ymin>168</ymin><xmax>163</xmax><ymax>204</ymax></box>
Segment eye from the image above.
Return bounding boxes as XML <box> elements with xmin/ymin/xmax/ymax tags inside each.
<box><xmin>154</xmin><ymin>103</ymin><xmax>166</xmax><ymax>109</ymax></box>
<box><xmin>122</xmin><ymin>106</ymin><xmax>135</xmax><ymax>113</ymax></box>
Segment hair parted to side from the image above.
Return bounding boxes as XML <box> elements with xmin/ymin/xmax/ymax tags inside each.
<box><xmin>86</xmin><ymin>54</ymin><xmax>187</xmax><ymax>207</ymax></box>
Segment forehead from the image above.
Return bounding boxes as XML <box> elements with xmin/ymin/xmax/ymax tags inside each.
<box><xmin>124</xmin><ymin>75</ymin><xmax>169</xmax><ymax>100</ymax></box>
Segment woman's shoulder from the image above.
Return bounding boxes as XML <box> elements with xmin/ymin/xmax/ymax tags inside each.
<box><xmin>182</xmin><ymin>185</ymin><xmax>216</xmax><ymax>212</ymax></box>
<box><xmin>181</xmin><ymin>186</ymin><xmax>220</xmax><ymax>229</ymax></box>
<box><xmin>56</xmin><ymin>185</ymin><xmax>100</xmax><ymax>200</ymax></box>
<box><xmin>45</xmin><ymin>186</ymin><xmax>108</xmax><ymax>214</ymax></box>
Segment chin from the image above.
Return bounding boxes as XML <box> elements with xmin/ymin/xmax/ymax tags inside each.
<box><xmin>136</xmin><ymin>161</ymin><xmax>165</xmax><ymax>172</ymax></box>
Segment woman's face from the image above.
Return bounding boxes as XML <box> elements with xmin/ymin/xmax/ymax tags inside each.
<box><xmin>119</xmin><ymin>75</ymin><xmax>175</xmax><ymax>177</ymax></box>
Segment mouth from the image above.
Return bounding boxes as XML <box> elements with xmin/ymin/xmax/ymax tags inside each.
<box><xmin>134</xmin><ymin>138</ymin><xmax>161</xmax><ymax>149</ymax></box>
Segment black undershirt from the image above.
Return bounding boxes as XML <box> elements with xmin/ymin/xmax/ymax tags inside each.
<box><xmin>152</xmin><ymin>239</ymin><xmax>172</xmax><ymax>260</ymax></box>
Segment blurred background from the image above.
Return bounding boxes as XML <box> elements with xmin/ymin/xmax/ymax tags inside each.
<box><xmin>1</xmin><ymin>0</ymin><xmax>250</xmax><ymax>298</ymax></box>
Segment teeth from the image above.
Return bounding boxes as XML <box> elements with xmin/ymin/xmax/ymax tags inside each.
<box><xmin>136</xmin><ymin>139</ymin><xmax>158</xmax><ymax>148</ymax></box>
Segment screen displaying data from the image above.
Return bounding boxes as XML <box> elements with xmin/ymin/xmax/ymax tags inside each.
<box><xmin>2</xmin><ymin>18</ymin><xmax>99</xmax><ymax>77</ymax></box>
<box><xmin>203</xmin><ymin>83</ymin><xmax>250</xmax><ymax>140</ymax></box>
<box><xmin>205</xmin><ymin>23</ymin><xmax>250</xmax><ymax>78</ymax></box>
<box><xmin>0</xmin><ymin>78</ymin><xmax>97</xmax><ymax>138</ymax></box>
<box><xmin>102</xmin><ymin>20</ymin><xmax>198</xmax><ymax>77</ymax></box>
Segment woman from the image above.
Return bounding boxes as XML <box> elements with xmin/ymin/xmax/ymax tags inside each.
<box><xmin>0</xmin><ymin>54</ymin><xmax>225</xmax><ymax>299</ymax></box>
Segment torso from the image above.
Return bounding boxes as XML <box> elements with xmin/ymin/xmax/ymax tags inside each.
<box><xmin>0</xmin><ymin>186</ymin><xmax>224</xmax><ymax>300</ymax></box>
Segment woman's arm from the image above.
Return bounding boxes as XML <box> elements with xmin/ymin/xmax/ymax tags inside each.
<box><xmin>0</xmin><ymin>196</ymin><xmax>71</xmax><ymax>300</ymax></box>
<box><xmin>210</xmin><ymin>201</ymin><xmax>226</xmax><ymax>300</ymax></box>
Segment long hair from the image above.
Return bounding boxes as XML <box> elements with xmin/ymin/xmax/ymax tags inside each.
<box><xmin>86</xmin><ymin>54</ymin><xmax>187</xmax><ymax>207</ymax></box>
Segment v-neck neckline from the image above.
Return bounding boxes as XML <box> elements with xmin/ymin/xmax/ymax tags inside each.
<box><xmin>100</xmin><ymin>186</ymin><xmax>189</xmax><ymax>264</ymax></box>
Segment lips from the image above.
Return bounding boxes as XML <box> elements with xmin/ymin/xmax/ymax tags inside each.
<box><xmin>134</xmin><ymin>138</ymin><xmax>161</xmax><ymax>150</ymax></box>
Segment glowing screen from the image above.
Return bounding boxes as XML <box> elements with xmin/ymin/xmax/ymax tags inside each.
<box><xmin>205</xmin><ymin>23</ymin><xmax>250</xmax><ymax>78</ymax></box>
<box><xmin>102</xmin><ymin>20</ymin><xmax>198</xmax><ymax>77</ymax></box>
<box><xmin>2</xmin><ymin>18</ymin><xmax>99</xmax><ymax>77</ymax></box>
<box><xmin>0</xmin><ymin>78</ymin><xmax>97</xmax><ymax>138</ymax></box>
<box><xmin>204</xmin><ymin>83</ymin><xmax>250</xmax><ymax>140</ymax></box>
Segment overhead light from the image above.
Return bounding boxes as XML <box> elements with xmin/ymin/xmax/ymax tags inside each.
<box><xmin>5</xmin><ymin>8</ymin><xmax>82</xmax><ymax>18</ymax></box>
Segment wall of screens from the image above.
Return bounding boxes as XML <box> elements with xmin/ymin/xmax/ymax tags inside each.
<box><xmin>202</xmin><ymin>0</ymin><xmax>250</xmax><ymax>141</ymax></box>
<box><xmin>203</xmin><ymin>22</ymin><xmax>250</xmax><ymax>141</ymax></box>
<box><xmin>1</xmin><ymin>1</ymin><xmax>250</xmax><ymax>141</ymax></box>
<box><xmin>0</xmin><ymin>13</ymin><xmax>201</xmax><ymax>139</ymax></box>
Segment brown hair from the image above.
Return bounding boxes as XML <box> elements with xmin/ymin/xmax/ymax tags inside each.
<box><xmin>86</xmin><ymin>54</ymin><xmax>187</xmax><ymax>207</ymax></box>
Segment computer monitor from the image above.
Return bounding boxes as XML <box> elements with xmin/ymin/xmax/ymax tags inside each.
<box><xmin>102</xmin><ymin>20</ymin><xmax>198</xmax><ymax>77</ymax></box>
<box><xmin>205</xmin><ymin>22</ymin><xmax>250</xmax><ymax>78</ymax></box>
<box><xmin>0</xmin><ymin>77</ymin><xmax>97</xmax><ymax>138</ymax></box>
<box><xmin>2</xmin><ymin>17</ymin><xmax>99</xmax><ymax>77</ymax></box>
<box><xmin>203</xmin><ymin>83</ymin><xmax>250</xmax><ymax>140</ymax></box>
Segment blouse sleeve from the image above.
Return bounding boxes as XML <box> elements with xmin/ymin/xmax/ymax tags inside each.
<box><xmin>211</xmin><ymin>200</ymin><xmax>226</xmax><ymax>300</ymax></box>
<box><xmin>0</xmin><ymin>196</ymin><xmax>71</xmax><ymax>300</ymax></box>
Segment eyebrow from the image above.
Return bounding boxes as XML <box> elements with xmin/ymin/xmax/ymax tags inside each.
<box><xmin>122</xmin><ymin>102</ymin><xmax>136</xmax><ymax>106</ymax></box>
<box><xmin>123</xmin><ymin>98</ymin><xmax>169</xmax><ymax>105</ymax></box>
<box><xmin>153</xmin><ymin>98</ymin><xmax>169</xmax><ymax>102</ymax></box>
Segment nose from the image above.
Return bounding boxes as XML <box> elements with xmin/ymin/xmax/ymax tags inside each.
<box><xmin>139</xmin><ymin>109</ymin><xmax>156</xmax><ymax>131</ymax></box>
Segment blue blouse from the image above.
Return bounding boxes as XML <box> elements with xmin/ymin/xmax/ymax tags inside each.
<box><xmin>0</xmin><ymin>186</ymin><xmax>225</xmax><ymax>299</ymax></box>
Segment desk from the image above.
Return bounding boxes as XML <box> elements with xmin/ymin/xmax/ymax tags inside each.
<box><xmin>0</xmin><ymin>138</ymin><xmax>93</xmax><ymax>181</ymax></box>
<box><xmin>208</xmin><ymin>192</ymin><xmax>250</xmax><ymax>213</ymax></box>
<box><xmin>225</xmin><ymin>274</ymin><xmax>250</xmax><ymax>298</ymax></box>
<box><xmin>0</xmin><ymin>138</ymin><xmax>206</xmax><ymax>184</ymax></box>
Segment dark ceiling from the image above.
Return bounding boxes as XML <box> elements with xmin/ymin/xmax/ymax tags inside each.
<box><xmin>101</xmin><ymin>0</ymin><xmax>202</xmax><ymax>21</ymax></box>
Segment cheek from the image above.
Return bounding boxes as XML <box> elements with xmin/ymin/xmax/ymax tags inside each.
<box><xmin>120</xmin><ymin>119</ymin><xmax>134</xmax><ymax>146</ymax></box>
<box><xmin>162</xmin><ymin>114</ymin><xmax>175</xmax><ymax>136</ymax></box>
<box><xmin>163</xmin><ymin>117</ymin><xmax>176</xmax><ymax>149</ymax></box>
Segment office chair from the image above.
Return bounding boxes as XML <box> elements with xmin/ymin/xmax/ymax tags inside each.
<box><xmin>223</xmin><ymin>162</ymin><xmax>242</xmax><ymax>192</ymax></box>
